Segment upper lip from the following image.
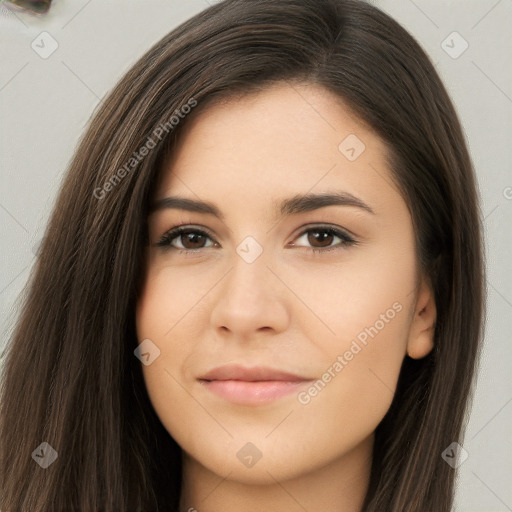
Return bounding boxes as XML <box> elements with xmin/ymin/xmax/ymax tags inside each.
<box><xmin>199</xmin><ymin>364</ymin><xmax>311</xmax><ymax>382</ymax></box>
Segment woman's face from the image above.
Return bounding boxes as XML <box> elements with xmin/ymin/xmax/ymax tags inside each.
<box><xmin>136</xmin><ymin>82</ymin><xmax>436</xmax><ymax>487</ymax></box>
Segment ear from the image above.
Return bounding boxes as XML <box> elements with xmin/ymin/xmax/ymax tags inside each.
<box><xmin>407</xmin><ymin>275</ymin><xmax>436</xmax><ymax>359</ymax></box>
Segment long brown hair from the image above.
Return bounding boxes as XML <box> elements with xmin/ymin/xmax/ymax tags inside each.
<box><xmin>0</xmin><ymin>0</ymin><xmax>484</xmax><ymax>510</ymax></box>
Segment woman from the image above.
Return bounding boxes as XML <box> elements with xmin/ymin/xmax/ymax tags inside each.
<box><xmin>0</xmin><ymin>0</ymin><xmax>484</xmax><ymax>510</ymax></box>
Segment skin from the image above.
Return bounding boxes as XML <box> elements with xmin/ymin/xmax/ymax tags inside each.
<box><xmin>136</xmin><ymin>82</ymin><xmax>436</xmax><ymax>512</ymax></box>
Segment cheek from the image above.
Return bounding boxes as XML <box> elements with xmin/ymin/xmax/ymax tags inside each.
<box><xmin>135</xmin><ymin>269</ymin><xmax>197</xmax><ymax>425</ymax></box>
<box><xmin>288</xmin><ymin>249</ymin><xmax>414</xmax><ymax>437</ymax></box>
<box><xmin>135</xmin><ymin>262</ymin><xmax>218</xmax><ymax>358</ymax></box>
<box><xmin>136</xmin><ymin>263</ymin><xmax>206</xmax><ymax>332</ymax></box>
<box><xmin>296</xmin><ymin>299</ymin><xmax>410</xmax><ymax>434</ymax></box>
<box><xmin>285</xmin><ymin>239</ymin><xmax>415</xmax><ymax>357</ymax></box>
<box><xmin>298</xmin><ymin>285</ymin><xmax>410</xmax><ymax>408</ymax></box>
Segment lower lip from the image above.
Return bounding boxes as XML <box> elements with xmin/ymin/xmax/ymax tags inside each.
<box><xmin>200</xmin><ymin>379</ymin><xmax>311</xmax><ymax>405</ymax></box>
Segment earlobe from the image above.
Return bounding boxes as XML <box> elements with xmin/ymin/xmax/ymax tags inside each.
<box><xmin>407</xmin><ymin>276</ymin><xmax>436</xmax><ymax>359</ymax></box>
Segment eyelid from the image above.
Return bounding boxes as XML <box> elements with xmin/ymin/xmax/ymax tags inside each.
<box><xmin>153</xmin><ymin>224</ymin><xmax>219</xmax><ymax>249</ymax></box>
<box><xmin>289</xmin><ymin>223</ymin><xmax>357</xmax><ymax>245</ymax></box>
<box><xmin>287</xmin><ymin>226</ymin><xmax>357</xmax><ymax>254</ymax></box>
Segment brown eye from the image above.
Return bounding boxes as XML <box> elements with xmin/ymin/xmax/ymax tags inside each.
<box><xmin>178</xmin><ymin>231</ymin><xmax>208</xmax><ymax>249</ymax></box>
<box><xmin>307</xmin><ymin>229</ymin><xmax>335</xmax><ymax>248</ymax></box>
<box><xmin>155</xmin><ymin>227</ymin><xmax>218</xmax><ymax>252</ymax></box>
<box><xmin>292</xmin><ymin>226</ymin><xmax>356</xmax><ymax>252</ymax></box>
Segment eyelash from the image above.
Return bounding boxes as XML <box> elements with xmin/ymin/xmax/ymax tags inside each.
<box><xmin>155</xmin><ymin>224</ymin><xmax>357</xmax><ymax>255</ymax></box>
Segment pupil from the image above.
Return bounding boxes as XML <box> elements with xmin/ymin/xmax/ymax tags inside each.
<box><xmin>309</xmin><ymin>230</ymin><xmax>333</xmax><ymax>247</ymax></box>
<box><xmin>184</xmin><ymin>232</ymin><xmax>204</xmax><ymax>248</ymax></box>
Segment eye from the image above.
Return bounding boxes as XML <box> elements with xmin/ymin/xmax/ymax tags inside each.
<box><xmin>155</xmin><ymin>224</ymin><xmax>357</xmax><ymax>255</ymax></box>
<box><xmin>155</xmin><ymin>225</ymin><xmax>218</xmax><ymax>253</ymax></box>
<box><xmin>290</xmin><ymin>225</ymin><xmax>357</xmax><ymax>253</ymax></box>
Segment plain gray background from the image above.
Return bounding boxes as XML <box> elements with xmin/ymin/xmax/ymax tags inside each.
<box><xmin>0</xmin><ymin>0</ymin><xmax>511</xmax><ymax>510</ymax></box>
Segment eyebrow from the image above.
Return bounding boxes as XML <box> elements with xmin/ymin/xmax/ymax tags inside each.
<box><xmin>149</xmin><ymin>191</ymin><xmax>375</xmax><ymax>220</ymax></box>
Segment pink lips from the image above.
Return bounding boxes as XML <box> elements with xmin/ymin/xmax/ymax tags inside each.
<box><xmin>198</xmin><ymin>364</ymin><xmax>313</xmax><ymax>406</ymax></box>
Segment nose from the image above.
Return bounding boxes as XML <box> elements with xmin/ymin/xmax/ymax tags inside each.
<box><xmin>209</xmin><ymin>250</ymin><xmax>290</xmax><ymax>341</ymax></box>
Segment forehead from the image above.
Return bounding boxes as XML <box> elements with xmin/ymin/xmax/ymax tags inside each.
<box><xmin>153</xmin><ymin>82</ymin><xmax>401</xmax><ymax>219</ymax></box>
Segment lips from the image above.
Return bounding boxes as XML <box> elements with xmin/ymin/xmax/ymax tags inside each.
<box><xmin>199</xmin><ymin>364</ymin><xmax>308</xmax><ymax>382</ymax></box>
<box><xmin>198</xmin><ymin>364</ymin><xmax>313</xmax><ymax>405</ymax></box>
